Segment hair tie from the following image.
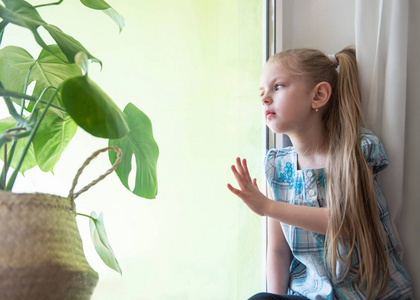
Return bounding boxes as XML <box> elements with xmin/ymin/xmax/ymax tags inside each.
<box><xmin>327</xmin><ymin>54</ymin><xmax>339</xmax><ymax>68</ymax></box>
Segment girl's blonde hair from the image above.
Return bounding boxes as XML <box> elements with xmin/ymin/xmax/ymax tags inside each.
<box><xmin>268</xmin><ymin>47</ymin><xmax>389</xmax><ymax>298</ymax></box>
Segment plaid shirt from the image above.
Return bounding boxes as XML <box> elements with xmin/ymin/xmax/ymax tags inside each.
<box><xmin>265</xmin><ymin>129</ymin><xmax>413</xmax><ymax>299</ymax></box>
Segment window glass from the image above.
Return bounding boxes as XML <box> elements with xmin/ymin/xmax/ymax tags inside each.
<box><xmin>2</xmin><ymin>0</ymin><xmax>262</xmax><ymax>298</ymax></box>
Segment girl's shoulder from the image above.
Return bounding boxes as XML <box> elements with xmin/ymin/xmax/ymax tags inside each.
<box><xmin>266</xmin><ymin>146</ymin><xmax>296</xmax><ymax>160</ymax></box>
<box><xmin>264</xmin><ymin>146</ymin><xmax>296</xmax><ymax>181</ymax></box>
<box><xmin>359</xmin><ymin>128</ymin><xmax>389</xmax><ymax>174</ymax></box>
<box><xmin>265</xmin><ymin>146</ymin><xmax>297</xmax><ymax>170</ymax></box>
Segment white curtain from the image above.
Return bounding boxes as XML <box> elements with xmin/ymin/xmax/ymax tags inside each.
<box><xmin>355</xmin><ymin>0</ymin><xmax>409</xmax><ymax>256</ymax></box>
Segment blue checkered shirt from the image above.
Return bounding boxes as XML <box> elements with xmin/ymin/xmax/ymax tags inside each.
<box><xmin>264</xmin><ymin>129</ymin><xmax>413</xmax><ymax>299</ymax></box>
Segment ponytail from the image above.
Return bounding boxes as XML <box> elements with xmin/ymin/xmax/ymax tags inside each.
<box><xmin>325</xmin><ymin>47</ymin><xmax>389</xmax><ymax>298</ymax></box>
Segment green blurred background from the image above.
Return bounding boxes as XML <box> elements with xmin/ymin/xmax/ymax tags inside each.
<box><xmin>2</xmin><ymin>0</ymin><xmax>263</xmax><ymax>299</ymax></box>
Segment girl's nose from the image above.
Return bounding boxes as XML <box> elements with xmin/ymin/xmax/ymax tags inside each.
<box><xmin>261</xmin><ymin>94</ymin><xmax>272</xmax><ymax>105</ymax></box>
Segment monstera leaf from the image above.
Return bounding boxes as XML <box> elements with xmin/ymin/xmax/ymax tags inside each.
<box><xmin>89</xmin><ymin>211</ymin><xmax>122</xmax><ymax>275</ymax></box>
<box><xmin>109</xmin><ymin>103</ymin><xmax>159</xmax><ymax>199</ymax></box>
<box><xmin>32</xmin><ymin>111</ymin><xmax>78</xmax><ymax>172</ymax></box>
<box><xmin>31</xmin><ymin>45</ymin><xmax>82</xmax><ymax>109</ymax></box>
<box><xmin>0</xmin><ymin>46</ymin><xmax>33</xmax><ymax>103</ymax></box>
<box><xmin>0</xmin><ymin>45</ymin><xmax>82</xmax><ymax>109</ymax></box>
<box><xmin>61</xmin><ymin>75</ymin><xmax>129</xmax><ymax>139</ymax></box>
<box><xmin>80</xmin><ymin>0</ymin><xmax>125</xmax><ymax>32</ymax></box>
<box><xmin>0</xmin><ymin>0</ymin><xmax>100</xmax><ymax>65</ymax></box>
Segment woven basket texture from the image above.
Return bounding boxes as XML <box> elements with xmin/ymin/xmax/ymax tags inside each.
<box><xmin>0</xmin><ymin>191</ymin><xmax>98</xmax><ymax>300</ymax></box>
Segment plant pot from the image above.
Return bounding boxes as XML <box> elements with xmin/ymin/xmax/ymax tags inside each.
<box><xmin>0</xmin><ymin>191</ymin><xmax>98</xmax><ymax>300</ymax></box>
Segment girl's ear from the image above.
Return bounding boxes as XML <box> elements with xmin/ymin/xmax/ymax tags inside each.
<box><xmin>311</xmin><ymin>82</ymin><xmax>331</xmax><ymax>110</ymax></box>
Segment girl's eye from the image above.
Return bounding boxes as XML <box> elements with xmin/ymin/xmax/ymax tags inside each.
<box><xmin>275</xmin><ymin>84</ymin><xmax>283</xmax><ymax>90</ymax></box>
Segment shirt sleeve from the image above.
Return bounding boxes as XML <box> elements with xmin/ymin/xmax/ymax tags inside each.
<box><xmin>264</xmin><ymin>149</ymin><xmax>278</xmax><ymax>185</ymax></box>
<box><xmin>360</xmin><ymin>129</ymin><xmax>389</xmax><ymax>174</ymax></box>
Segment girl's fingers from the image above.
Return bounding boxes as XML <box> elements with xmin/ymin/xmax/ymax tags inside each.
<box><xmin>227</xmin><ymin>183</ymin><xmax>240</xmax><ymax>196</ymax></box>
<box><xmin>252</xmin><ymin>178</ymin><xmax>258</xmax><ymax>189</ymax></box>
<box><xmin>230</xmin><ymin>157</ymin><xmax>255</xmax><ymax>193</ymax></box>
<box><xmin>228</xmin><ymin>183</ymin><xmax>241</xmax><ymax>197</ymax></box>
<box><xmin>235</xmin><ymin>157</ymin><xmax>246</xmax><ymax>176</ymax></box>
<box><xmin>235</xmin><ymin>157</ymin><xmax>252</xmax><ymax>183</ymax></box>
<box><xmin>231</xmin><ymin>165</ymin><xmax>245</xmax><ymax>189</ymax></box>
<box><xmin>242</xmin><ymin>158</ymin><xmax>253</xmax><ymax>183</ymax></box>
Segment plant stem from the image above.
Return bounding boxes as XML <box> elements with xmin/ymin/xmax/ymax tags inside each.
<box><xmin>6</xmin><ymin>129</ymin><xmax>31</xmax><ymax>140</ymax></box>
<box><xmin>0</xmin><ymin>88</ymin><xmax>66</xmax><ymax>113</ymax></box>
<box><xmin>1</xmin><ymin>139</ymin><xmax>16</xmax><ymax>189</ymax></box>
<box><xmin>0</xmin><ymin>21</ymin><xmax>7</xmax><ymax>47</ymax></box>
<box><xmin>1</xmin><ymin>143</ymin><xmax>6</xmax><ymax>189</ymax></box>
<box><xmin>0</xmin><ymin>132</ymin><xmax>12</xmax><ymax>189</ymax></box>
<box><xmin>76</xmin><ymin>212</ymin><xmax>96</xmax><ymax>222</ymax></box>
<box><xmin>21</xmin><ymin>60</ymin><xmax>37</xmax><ymax>116</ymax></box>
<box><xmin>30</xmin><ymin>86</ymin><xmax>56</xmax><ymax>113</ymax></box>
<box><xmin>1</xmin><ymin>86</ymin><xmax>59</xmax><ymax>190</ymax></box>
<box><xmin>0</xmin><ymin>128</ymin><xmax>30</xmax><ymax>191</ymax></box>
<box><xmin>34</xmin><ymin>0</ymin><xmax>64</xmax><ymax>9</ymax></box>
<box><xmin>0</xmin><ymin>82</ymin><xmax>27</xmax><ymax>126</ymax></box>
<box><xmin>5</xmin><ymin>87</ymin><xmax>61</xmax><ymax>191</ymax></box>
<box><xmin>0</xmin><ymin>134</ymin><xmax>8</xmax><ymax>154</ymax></box>
<box><xmin>0</xmin><ymin>127</ymin><xmax>28</xmax><ymax>148</ymax></box>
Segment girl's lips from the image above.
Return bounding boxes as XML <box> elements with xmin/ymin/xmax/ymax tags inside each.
<box><xmin>265</xmin><ymin>111</ymin><xmax>276</xmax><ymax>118</ymax></box>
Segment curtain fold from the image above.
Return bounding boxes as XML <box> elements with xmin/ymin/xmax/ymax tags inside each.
<box><xmin>355</xmin><ymin>0</ymin><xmax>410</xmax><ymax>255</ymax></box>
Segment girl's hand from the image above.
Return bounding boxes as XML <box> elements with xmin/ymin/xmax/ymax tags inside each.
<box><xmin>227</xmin><ymin>157</ymin><xmax>271</xmax><ymax>216</ymax></box>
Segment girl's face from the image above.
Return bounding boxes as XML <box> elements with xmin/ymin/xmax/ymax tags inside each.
<box><xmin>259</xmin><ymin>61</ymin><xmax>315</xmax><ymax>134</ymax></box>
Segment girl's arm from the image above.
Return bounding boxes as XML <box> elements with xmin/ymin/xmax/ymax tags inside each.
<box><xmin>227</xmin><ymin>157</ymin><xmax>329</xmax><ymax>235</ymax></box>
<box><xmin>265</xmin><ymin>199</ymin><xmax>329</xmax><ymax>235</ymax></box>
<box><xmin>266</xmin><ymin>188</ymin><xmax>291</xmax><ymax>294</ymax></box>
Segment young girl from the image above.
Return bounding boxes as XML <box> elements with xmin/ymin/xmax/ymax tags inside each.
<box><xmin>227</xmin><ymin>47</ymin><xmax>413</xmax><ymax>299</ymax></box>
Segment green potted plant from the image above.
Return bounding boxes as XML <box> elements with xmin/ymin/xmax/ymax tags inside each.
<box><xmin>0</xmin><ymin>0</ymin><xmax>159</xmax><ymax>299</ymax></box>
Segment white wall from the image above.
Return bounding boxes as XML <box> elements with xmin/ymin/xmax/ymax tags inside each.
<box><xmin>276</xmin><ymin>0</ymin><xmax>355</xmax><ymax>53</ymax></box>
<box><xmin>275</xmin><ymin>0</ymin><xmax>419</xmax><ymax>295</ymax></box>
<box><xmin>400</xmin><ymin>0</ymin><xmax>420</xmax><ymax>295</ymax></box>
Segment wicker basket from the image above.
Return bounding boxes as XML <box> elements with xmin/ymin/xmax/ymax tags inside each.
<box><xmin>0</xmin><ymin>146</ymin><xmax>122</xmax><ymax>300</ymax></box>
<box><xmin>0</xmin><ymin>191</ymin><xmax>98</xmax><ymax>300</ymax></box>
